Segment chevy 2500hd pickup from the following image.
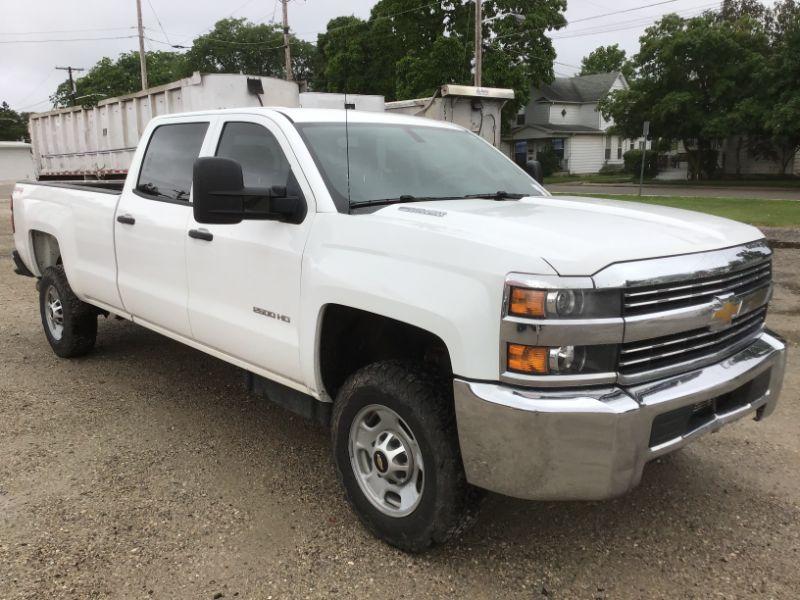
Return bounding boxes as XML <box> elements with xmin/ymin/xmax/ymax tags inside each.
<box><xmin>11</xmin><ymin>108</ymin><xmax>787</xmax><ymax>552</ymax></box>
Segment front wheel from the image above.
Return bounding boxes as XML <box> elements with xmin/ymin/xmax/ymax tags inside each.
<box><xmin>331</xmin><ymin>360</ymin><xmax>481</xmax><ymax>552</ymax></box>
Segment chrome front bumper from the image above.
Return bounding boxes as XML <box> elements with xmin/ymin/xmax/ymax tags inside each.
<box><xmin>454</xmin><ymin>330</ymin><xmax>787</xmax><ymax>501</ymax></box>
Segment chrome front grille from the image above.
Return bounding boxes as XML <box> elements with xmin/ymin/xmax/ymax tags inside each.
<box><xmin>623</xmin><ymin>260</ymin><xmax>772</xmax><ymax>316</ymax></box>
<box><xmin>619</xmin><ymin>306</ymin><xmax>767</xmax><ymax>376</ymax></box>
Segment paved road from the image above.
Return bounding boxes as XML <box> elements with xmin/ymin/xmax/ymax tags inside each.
<box><xmin>2</xmin><ymin>187</ymin><xmax>800</xmax><ymax>598</ymax></box>
<box><xmin>548</xmin><ymin>182</ymin><xmax>800</xmax><ymax>201</ymax></box>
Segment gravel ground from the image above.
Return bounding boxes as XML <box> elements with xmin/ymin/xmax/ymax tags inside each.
<box><xmin>1</xmin><ymin>188</ymin><xmax>799</xmax><ymax>599</ymax></box>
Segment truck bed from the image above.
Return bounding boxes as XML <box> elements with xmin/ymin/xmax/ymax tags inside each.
<box><xmin>12</xmin><ymin>180</ymin><xmax>124</xmax><ymax>312</ymax></box>
<box><xmin>20</xmin><ymin>180</ymin><xmax>124</xmax><ymax>195</ymax></box>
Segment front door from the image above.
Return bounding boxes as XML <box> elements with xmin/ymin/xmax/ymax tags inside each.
<box><xmin>185</xmin><ymin>117</ymin><xmax>314</xmax><ymax>384</ymax></box>
<box><xmin>115</xmin><ymin>120</ymin><xmax>211</xmax><ymax>337</ymax></box>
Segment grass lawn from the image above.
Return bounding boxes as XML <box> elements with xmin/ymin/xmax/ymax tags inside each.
<box><xmin>651</xmin><ymin>178</ymin><xmax>800</xmax><ymax>189</ymax></box>
<box><xmin>544</xmin><ymin>175</ymin><xmax>800</xmax><ymax>189</ymax></box>
<box><xmin>557</xmin><ymin>193</ymin><xmax>800</xmax><ymax>228</ymax></box>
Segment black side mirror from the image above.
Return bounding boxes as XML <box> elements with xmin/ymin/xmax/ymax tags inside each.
<box><xmin>193</xmin><ymin>157</ymin><xmax>246</xmax><ymax>225</ymax></box>
<box><xmin>525</xmin><ymin>160</ymin><xmax>544</xmax><ymax>184</ymax></box>
<box><xmin>192</xmin><ymin>157</ymin><xmax>306</xmax><ymax>225</ymax></box>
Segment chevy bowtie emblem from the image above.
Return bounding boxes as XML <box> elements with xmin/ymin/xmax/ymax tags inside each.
<box><xmin>711</xmin><ymin>296</ymin><xmax>743</xmax><ymax>328</ymax></box>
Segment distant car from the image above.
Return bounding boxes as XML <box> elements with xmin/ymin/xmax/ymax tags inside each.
<box><xmin>11</xmin><ymin>107</ymin><xmax>787</xmax><ymax>552</ymax></box>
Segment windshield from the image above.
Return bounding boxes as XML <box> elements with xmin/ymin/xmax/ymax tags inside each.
<box><xmin>295</xmin><ymin>122</ymin><xmax>544</xmax><ymax>211</ymax></box>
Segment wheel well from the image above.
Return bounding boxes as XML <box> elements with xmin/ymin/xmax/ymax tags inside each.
<box><xmin>319</xmin><ymin>305</ymin><xmax>452</xmax><ymax>400</ymax></box>
<box><xmin>31</xmin><ymin>231</ymin><xmax>62</xmax><ymax>274</ymax></box>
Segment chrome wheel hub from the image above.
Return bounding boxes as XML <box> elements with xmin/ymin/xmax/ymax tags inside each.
<box><xmin>44</xmin><ymin>285</ymin><xmax>64</xmax><ymax>341</ymax></box>
<box><xmin>349</xmin><ymin>404</ymin><xmax>425</xmax><ymax>517</ymax></box>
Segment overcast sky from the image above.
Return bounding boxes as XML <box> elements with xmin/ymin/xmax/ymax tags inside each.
<box><xmin>0</xmin><ymin>0</ymin><xmax>778</xmax><ymax>112</ymax></box>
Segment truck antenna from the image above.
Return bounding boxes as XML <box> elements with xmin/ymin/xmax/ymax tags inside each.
<box><xmin>344</xmin><ymin>91</ymin><xmax>353</xmax><ymax>207</ymax></box>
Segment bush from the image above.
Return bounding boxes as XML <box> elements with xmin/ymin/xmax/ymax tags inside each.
<box><xmin>623</xmin><ymin>149</ymin><xmax>659</xmax><ymax>178</ymax></box>
<box><xmin>536</xmin><ymin>146</ymin><xmax>561</xmax><ymax>177</ymax></box>
<box><xmin>599</xmin><ymin>163</ymin><xmax>625</xmax><ymax>174</ymax></box>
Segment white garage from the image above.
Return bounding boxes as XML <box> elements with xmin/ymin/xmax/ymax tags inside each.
<box><xmin>0</xmin><ymin>142</ymin><xmax>36</xmax><ymax>183</ymax></box>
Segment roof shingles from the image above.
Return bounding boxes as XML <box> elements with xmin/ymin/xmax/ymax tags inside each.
<box><xmin>532</xmin><ymin>72</ymin><xmax>621</xmax><ymax>103</ymax></box>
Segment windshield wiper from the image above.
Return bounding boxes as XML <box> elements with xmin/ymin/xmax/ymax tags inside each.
<box><xmin>349</xmin><ymin>191</ymin><xmax>527</xmax><ymax>211</ymax></box>
<box><xmin>349</xmin><ymin>195</ymin><xmax>461</xmax><ymax>210</ymax></box>
<box><xmin>460</xmin><ymin>191</ymin><xmax>527</xmax><ymax>200</ymax></box>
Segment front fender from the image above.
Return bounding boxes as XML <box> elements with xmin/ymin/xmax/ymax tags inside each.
<box><xmin>299</xmin><ymin>213</ymin><xmax>556</xmax><ymax>393</ymax></box>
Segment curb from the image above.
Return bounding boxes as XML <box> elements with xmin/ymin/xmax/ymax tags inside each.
<box><xmin>768</xmin><ymin>239</ymin><xmax>800</xmax><ymax>249</ymax></box>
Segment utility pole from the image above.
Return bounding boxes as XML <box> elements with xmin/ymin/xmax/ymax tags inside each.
<box><xmin>282</xmin><ymin>0</ymin><xmax>292</xmax><ymax>81</ymax></box>
<box><xmin>639</xmin><ymin>121</ymin><xmax>650</xmax><ymax>197</ymax></box>
<box><xmin>55</xmin><ymin>66</ymin><xmax>84</xmax><ymax>106</ymax></box>
<box><xmin>135</xmin><ymin>0</ymin><xmax>148</xmax><ymax>90</ymax></box>
<box><xmin>474</xmin><ymin>0</ymin><xmax>482</xmax><ymax>87</ymax></box>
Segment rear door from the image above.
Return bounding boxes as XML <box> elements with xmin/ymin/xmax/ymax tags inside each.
<box><xmin>115</xmin><ymin>119</ymin><xmax>211</xmax><ymax>337</ymax></box>
<box><xmin>185</xmin><ymin>116</ymin><xmax>315</xmax><ymax>383</ymax></box>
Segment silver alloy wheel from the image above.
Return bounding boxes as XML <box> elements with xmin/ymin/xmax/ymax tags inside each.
<box><xmin>349</xmin><ymin>404</ymin><xmax>425</xmax><ymax>517</ymax></box>
<box><xmin>44</xmin><ymin>285</ymin><xmax>64</xmax><ymax>341</ymax></box>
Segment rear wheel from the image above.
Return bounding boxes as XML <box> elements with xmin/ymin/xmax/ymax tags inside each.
<box><xmin>331</xmin><ymin>360</ymin><xmax>481</xmax><ymax>552</ymax></box>
<box><xmin>39</xmin><ymin>265</ymin><xmax>97</xmax><ymax>358</ymax></box>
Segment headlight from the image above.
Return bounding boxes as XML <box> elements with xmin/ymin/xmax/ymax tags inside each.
<box><xmin>507</xmin><ymin>343</ymin><xmax>617</xmax><ymax>375</ymax></box>
<box><xmin>508</xmin><ymin>287</ymin><xmax>620</xmax><ymax>319</ymax></box>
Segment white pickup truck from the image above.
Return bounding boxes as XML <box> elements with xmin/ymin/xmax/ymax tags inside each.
<box><xmin>11</xmin><ymin>108</ymin><xmax>787</xmax><ymax>552</ymax></box>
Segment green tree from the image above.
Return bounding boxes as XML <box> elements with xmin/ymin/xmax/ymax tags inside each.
<box><xmin>185</xmin><ymin>18</ymin><xmax>314</xmax><ymax>82</ymax></box>
<box><xmin>313</xmin><ymin>16</ymin><xmax>374</xmax><ymax>95</ymax></box>
<box><xmin>580</xmin><ymin>44</ymin><xmax>634</xmax><ymax>80</ymax></box>
<box><xmin>601</xmin><ymin>11</ymin><xmax>770</xmax><ymax>179</ymax></box>
<box><xmin>755</xmin><ymin>0</ymin><xmax>800</xmax><ymax>173</ymax></box>
<box><xmin>51</xmin><ymin>51</ymin><xmax>189</xmax><ymax>107</ymax></box>
<box><xmin>0</xmin><ymin>102</ymin><xmax>29</xmax><ymax>141</ymax></box>
<box><xmin>314</xmin><ymin>0</ymin><xmax>567</xmax><ymax>126</ymax></box>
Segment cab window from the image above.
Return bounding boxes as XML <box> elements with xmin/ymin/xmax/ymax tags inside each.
<box><xmin>136</xmin><ymin>122</ymin><xmax>209</xmax><ymax>202</ymax></box>
<box><xmin>215</xmin><ymin>122</ymin><xmax>293</xmax><ymax>190</ymax></box>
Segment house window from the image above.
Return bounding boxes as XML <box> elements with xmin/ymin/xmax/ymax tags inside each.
<box><xmin>516</xmin><ymin>113</ymin><xmax>525</xmax><ymax>126</ymax></box>
<box><xmin>605</xmin><ymin>136</ymin><xmax>612</xmax><ymax>160</ymax></box>
<box><xmin>630</xmin><ymin>141</ymin><xmax>635</xmax><ymax>151</ymax></box>
<box><xmin>617</xmin><ymin>138</ymin><xmax>623</xmax><ymax>159</ymax></box>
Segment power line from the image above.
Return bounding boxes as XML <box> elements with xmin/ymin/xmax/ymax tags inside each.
<box><xmin>0</xmin><ymin>34</ymin><xmax>139</xmax><ymax>44</ymax></box>
<box><xmin>15</xmin><ymin>96</ymin><xmax>55</xmax><ymax>112</ymax></box>
<box><xmin>0</xmin><ymin>26</ymin><xmax>137</xmax><ymax>35</ymax></box>
<box><xmin>230</xmin><ymin>0</ymin><xmax>260</xmax><ymax>16</ymax></box>
<box><xmin>491</xmin><ymin>0</ymin><xmax>718</xmax><ymax>44</ymax></box>
<box><xmin>145</xmin><ymin>0</ymin><xmax>172</xmax><ymax>45</ymax></box>
<box><xmin>12</xmin><ymin>70</ymin><xmax>60</xmax><ymax>107</ymax></box>
<box><xmin>257</xmin><ymin>0</ymin><xmax>443</xmax><ymax>40</ymax></box>
<box><xmin>146</xmin><ymin>34</ymin><xmax>286</xmax><ymax>48</ymax></box>
<box><xmin>568</xmin><ymin>0</ymin><xmax>683</xmax><ymax>25</ymax></box>
<box><xmin>551</xmin><ymin>2</ymin><xmax>720</xmax><ymax>39</ymax></box>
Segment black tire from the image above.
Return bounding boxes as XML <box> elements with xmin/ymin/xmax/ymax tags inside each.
<box><xmin>39</xmin><ymin>265</ymin><xmax>97</xmax><ymax>358</ymax></box>
<box><xmin>331</xmin><ymin>360</ymin><xmax>481</xmax><ymax>552</ymax></box>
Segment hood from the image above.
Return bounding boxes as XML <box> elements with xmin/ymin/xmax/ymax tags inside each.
<box><xmin>371</xmin><ymin>195</ymin><xmax>764</xmax><ymax>276</ymax></box>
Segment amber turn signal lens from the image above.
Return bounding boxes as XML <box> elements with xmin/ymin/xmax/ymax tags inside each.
<box><xmin>509</xmin><ymin>287</ymin><xmax>546</xmax><ymax>318</ymax></box>
<box><xmin>507</xmin><ymin>344</ymin><xmax>549</xmax><ymax>374</ymax></box>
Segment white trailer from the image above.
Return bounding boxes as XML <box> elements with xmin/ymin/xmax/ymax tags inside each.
<box><xmin>385</xmin><ymin>85</ymin><xmax>514</xmax><ymax>148</ymax></box>
<box><xmin>28</xmin><ymin>73</ymin><xmax>510</xmax><ymax>180</ymax></box>
<box><xmin>28</xmin><ymin>72</ymin><xmax>299</xmax><ymax>179</ymax></box>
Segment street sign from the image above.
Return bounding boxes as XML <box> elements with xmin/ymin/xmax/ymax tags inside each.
<box><xmin>643</xmin><ymin>120</ymin><xmax>650</xmax><ymax>137</ymax></box>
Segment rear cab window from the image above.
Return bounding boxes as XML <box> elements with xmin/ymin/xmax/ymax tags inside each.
<box><xmin>136</xmin><ymin>122</ymin><xmax>209</xmax><ymax>203</ymax></box>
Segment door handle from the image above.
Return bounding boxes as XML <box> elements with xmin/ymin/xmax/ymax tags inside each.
<box><xmin>116</xmin><ymin>214</ymin><xmax>136</xmax><ymax>225</ymax></box>
<box><xmin>188</xmin><ymin>228</ymin><xmax>213</xmax><ymax>242</ymax></box>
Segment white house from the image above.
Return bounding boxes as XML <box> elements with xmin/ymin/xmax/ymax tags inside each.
<box><xmin>507</xmin><ymin>72</ymin><xmax>647</xmax><ymax>174</ymax></box>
